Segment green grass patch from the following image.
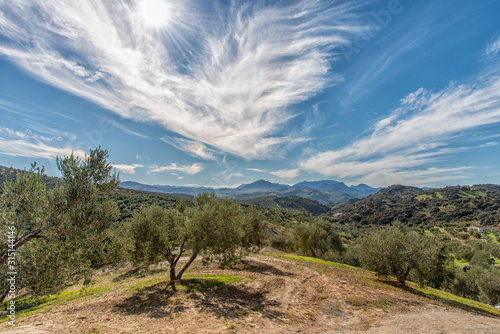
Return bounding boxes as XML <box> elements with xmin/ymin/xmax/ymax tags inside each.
<box><xmin>412</xmin><ymin>284</ymin><xmax>500</xmax><ymax>316</ymax></box>
<box><xmin>424</xmin><ymin>230</ymin><xmax>434</xmax><ymax>237</ymax></box>
<box><xmin>265</xmin><ymin>253</ymin><xmax>366</xmax><ymax>273</ymax></box>
<box><xmin>1</xmin><ymin>280</ymin><xmax>118</xmax><ymax>320</ymax></box>
<box><xmin>454</xmin><ymin>258</ymin><xmax>470</xmax><ymax>267</ymax></box>
<box><xmin>457</xmin><ymin>190</ymin><xmax>485</xmax><ymax>198</ymax></box>
<box><xmin>416</xmin><ymin>192</ymin><xmax>443</xmax><ymax>200</ymax></box>
<box><xmin>416</xmin><ymin>194</ymin><xmax>433</xmax><ymax>200</ymax></box>
<box><xmin>486</xmin><ymin>232</ymin><xmax>499</xmax><ymax>244</ymax></box>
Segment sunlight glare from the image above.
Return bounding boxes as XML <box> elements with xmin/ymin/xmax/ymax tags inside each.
<box><xmin>139</xmin><ymin>0</ymin><xmax>171</xmax><ymax>27</ymax></box>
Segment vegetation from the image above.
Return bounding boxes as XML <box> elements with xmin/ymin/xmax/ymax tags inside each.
<box><xmin>1</xmin><ymin>158</ymin><xmax>499</xmax><ymax>314</ymax></box>
<box><xmin>359</xmin><ymin>223</ymin><xmax>451</xmax><ymax>287</ymax></box>
<box><xmin>0</xmin><ymin>148</ymin><xmax>120</xmax><ymax>301</ymax></box>
<box><xmin>129</xmin><ymin>193</ymin><xmax>265</xmax><ymax>290</ymax></box>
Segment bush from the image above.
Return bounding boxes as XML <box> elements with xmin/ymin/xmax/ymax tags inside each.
<box><xmin>359</xmin><ymin>222</ymin><xmax>450</xmax><ymax>287</ymax></box>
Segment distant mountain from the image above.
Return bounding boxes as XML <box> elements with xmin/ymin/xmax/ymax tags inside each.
<box><xmin>237</xmin><ymin>179</ymin><xmax>290</xmax><ymax>191</ymax></box>
<box><xmin>292</xmin><ymin>180</ymin><xmax>381</xmax><ymax>197</ymax></box>
<box><xmin>119</xmin><ymin>178</ymin><xmax>381</xmax><ymax>205</ymax></box>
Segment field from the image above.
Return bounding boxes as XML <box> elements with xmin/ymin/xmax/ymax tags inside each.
<box><xmin>2</xmin><ymin>251</ymin><xmax>500</xmax><ymax>334</ymax></box>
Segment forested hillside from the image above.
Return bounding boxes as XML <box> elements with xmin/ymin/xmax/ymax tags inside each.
<box><xmin>332</xmin><ymin>184</ymin><xmax>500</xmax><ymax>227</ymax></box>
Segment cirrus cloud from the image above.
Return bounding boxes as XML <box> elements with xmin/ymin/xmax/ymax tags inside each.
<box><xmin>0</xmin><ymin>0</ymin><xmax>365</xmax><ymax>159</ymax></box>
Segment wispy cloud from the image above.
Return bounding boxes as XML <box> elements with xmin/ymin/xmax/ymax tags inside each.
<box><xmin>246</xmin><ymin>168</ymin><xmax>267</xmax><ymax>173</ymax></box>
<box><xmin>299</xmin><ymin>75</ymin><xmax>500</xmax><ymax>186</ymax></box>
<box><xmin>0</xmin><ymin>0</ymin><xmax>364</xmax><ymax>159</ymax></box>
<box><xmin>484</xmin><ymin>34</ymin><xmax>500</xmax><ymax>58</ymax></box>
<box><xmin>270</xmin><ymin>168</ymin><xmax>300</xmax><ymax>179</ymax></box>
<box><xmin>0</xmin><ymin>126</ymin><xmax>84</xmax><ymax>160</ymax></box>
<box><xmin>112</xmin><ymin>163</ymin><xmax>144</xmax><ymax>174</ymax></box>
<box><xmin>111</xmin><ymin>121</ymin><xmax>150</xmax><ymax>139</ymax></box>
<box><xmin>161</xmin><ymin>137</ymin><xmax>217</xmax><ymax>160</ymax></box>
<box><xmin>150</xmin><ymin>162</ymin><xmax>204</xmax><ymax>175</ymax></box>
<box><xmin>0</xmin><ymin>137</ymin><xmax>85</xmax><ymax>161</ymax></box>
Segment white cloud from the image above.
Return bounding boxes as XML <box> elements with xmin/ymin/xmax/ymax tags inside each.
<box><xmin>0</xmin><ymin>0</ymin><xmax>364</xmax><ymax>159</ymax></box>
<box><xmin>112</xmin><ymin>163</ymin><xmax>144</xmax><ymax>174</ymax></box>
<box><xmin>161</xmin><ymin>137</ymin><xmax>217</xmax><ymax>160</ymax></box>
<box><xmin>150</xmin><ymin>163</ymin><xmax>204</xmax><ymax>175</ymax></box>
<box><xmin>484</xmin><ymin>35</ymin><xmax>500</xmax><ymax>58</ymax></box>
<box><xmin>246</xmin><ymin>168</ymin><xmax>267</xmax><ymax>173</ymax></box>
<box><xmin>270</xmin><ymin>168</ymin><xmax>300</xmax><ymax>179</ymax></box>
<box><xmin>0</xmin><ymin>126</ymin><xmax>84</xmax><ymax>160</ymax></box>
<box><xmin>299</xmin><ymin>76</ymin><xmax>500</xmax><ymax>186</ymax></box>
<box><xmin>0</xmin><ymin>137</ymin><xmax>85</xmax><ymax>161</ymax></box>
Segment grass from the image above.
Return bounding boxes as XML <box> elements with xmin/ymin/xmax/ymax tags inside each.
<box><xmin>454</xmin><ymin>258</ymin><xmax>470</xmax><ymax>267</ymax></box>
<box><xmin>457</xmin><ymin>190</ymin><xmax>485</xmax><ymax>198</ymax></box>
<box><xmin>0</xmin><ymin>271</ymin><xmax>244</xmax><ymax>322</ymax></box>
<box><xmin>265</xmin><ymin>253</ymin><xmax>366</xmax><ymax>273</ymax></box>
<box><xmin>413</xmin><ymin>284</ymin><xmax>500</xmax><ymax>316</ymax></box>
<box><xmin>486</xmin><ymin>232</ymin><xmax>499</xmax><ymax>244</ymax></box>
<box><xmin>416</xmin><ymin>192</ymin><xmax>443</xmax><ymax>200</ymax></box>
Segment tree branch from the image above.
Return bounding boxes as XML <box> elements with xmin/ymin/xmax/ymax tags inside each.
<box><xmin>0</xmin><ymin>227</ymin><xmax>48</xmax><ymax>266</ymax></box>
<box><xmin>176</xmin><ymin>251</ymin><xmax>198</xmax><ymax>280</ymax></box>
<box><xmin>174</xmin><ymin>235</ymin><xmax>187</xmax><ymax>266</ymax></box>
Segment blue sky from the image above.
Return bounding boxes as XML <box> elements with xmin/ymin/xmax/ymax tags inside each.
<box><xmin>1</xmin><ymin>0</ymin><xmax>500</xmax><ymax>188</ymax></box>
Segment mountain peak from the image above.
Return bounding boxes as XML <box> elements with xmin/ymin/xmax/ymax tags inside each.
<box><xmin>236</xmin><ymin>179</ymin><xmax>289</xmax><ymax>190</ymax></box>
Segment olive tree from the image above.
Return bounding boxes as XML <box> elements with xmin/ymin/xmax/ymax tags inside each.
<box><xmin>0</xmin><ymin>148</ymin><xmax>119</xmax><ymax>300</ymax></box>
<box><xmin>292</xmin><ymin>219</ymin><xmax>344</xmax><ymax>259</ymax></box>
<box><xmin>359</xmin><ymin>222</ymin><xmax>449</xmax><ymax>286</ymax></box>
<box><xmin>130</xmin><ymin>193</ymin><xmax>264</xmax><ymax>290</ymax></box>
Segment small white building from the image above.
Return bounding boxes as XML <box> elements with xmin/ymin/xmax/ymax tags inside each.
<box><xmin>467</xmin><ymin>226</ymin><xmax>484</xmax><ymax>233</ymax></box>
<box><xmin>332</xmin><ymin>213</ymin><xmax>343</xmax><ymax>218</ymax></box>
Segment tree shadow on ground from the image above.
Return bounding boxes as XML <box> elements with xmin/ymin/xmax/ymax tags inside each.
<box><xmin>377</xmin><ymin>279</ymin><xmax>500</xmax><ymax>318</ymax></box>
<box><xmin>112</xmin><ymin>267</ymin><xmax>166</xmax><ymax>282</ymax></box>
<box><xmin>231</xmin><ymin>259</ymin><xmax>293</xmax><ymax>277</ymax></box>
<box><xmin>192</xmin><ymin>284</ymin><xmax>284</xmax><ymax>320</ymax></box>
<box><xmin>113</xmin><ymin>281</ymin><xmax>177</xmax><ymax>318</ymax></box>
<box><xmin>113</xmin><ymin>278</ymin><xmax>284</xmax><ymax>320</ymax></box>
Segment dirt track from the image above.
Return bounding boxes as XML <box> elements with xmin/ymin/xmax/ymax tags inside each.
<box><xmin>2</xmin><ymin>255</ymin><xmax>500</xmax><ymax>333</ymax></box>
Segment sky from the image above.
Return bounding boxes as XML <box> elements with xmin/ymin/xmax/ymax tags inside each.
<box><xmin>1</xmin><ymin>0</ymin><xmax>500</xmax><ymax>188</ymax></box>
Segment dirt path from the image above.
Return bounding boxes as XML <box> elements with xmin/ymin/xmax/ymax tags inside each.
<box><xmin>1</xmin><ymin>255</ymin><xmax>499</xmax><ymax>333</ymax></box>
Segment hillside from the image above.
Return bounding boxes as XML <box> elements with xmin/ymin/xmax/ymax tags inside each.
<box><xmin>332</xmin><ymin>184</ymin><xmax>500</xmax><ymax>227</ymax></box>
<box><xmin>238</xmin><ymin>196</ymin><xmax>331</xmax><ymax>215</ymax></box>
<box><xmin>0</xmin><ymin>165</ymin><xmax>61</xmax><ymax>190</ymax></box>
<box><xmin>2</xmin><ymin>252</ymin><xmax>499</xmax><ymax>333</ymax></box>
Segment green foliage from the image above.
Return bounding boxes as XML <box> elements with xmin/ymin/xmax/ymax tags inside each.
<box><xmin>476</xmin><ymin>267</ymin><xmax>500</xmax><ymax>305</ymax></box>
<box><xmin>292</xmin><ymin>220</ymin><xmax>344</xmax><ymax>260</ymax></box>
<box><xmin>130</xmin><ymin>193</ymin><xmax>265</xmax><ymax>290</ymax></box>
<box><xmin>451</xmin><ymin>266</ymin><xmax>500</xmax><ymax>304</ymax></box>
<box><xmin>130</xmin><ymin>205</ymin><xmax>183</xmax><ymax>266</ymax></box>
<box><xmin>470</xmin><ymin>250</ymin><xmax>495</xmax><ymax>269</ymax></box>
<box><xmin>0</xmin><ymin>148</ymin><xmax>120</xmax><ymax>298</ymax></box>
<box><xmin>187</xmin><ymin>193</ymin><xmax>244</xmax><ymax>266</ymax></box>
<box><xmin>332</xmin><ymin>184</ymin><xmax>500</xmax><ymax>227</ymax></box>
<box><xmin>239</xmin><ymin>196</ymin><xmax>331</xmax><ymax>215</ymax></box>
<box><xmin>359</xmin><ymin>222</ymin><xmax>450</xmax><ymax>287</ymax></box>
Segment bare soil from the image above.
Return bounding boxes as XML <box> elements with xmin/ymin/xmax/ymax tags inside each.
<box><xmin>1</xmin><ymin>254</ymin><xmax>500</xmax><ymax>333</ymax></box>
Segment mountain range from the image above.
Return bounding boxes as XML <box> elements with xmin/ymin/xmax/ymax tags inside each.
<box><xmin>119</xmin><ymin>179</ymin><xmax>382</xmax><ymax>205</ymax></box>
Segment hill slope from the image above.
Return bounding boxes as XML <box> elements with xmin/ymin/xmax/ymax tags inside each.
<box><xmin>332</xmin><ymin>184</ymin><xmax>500</xmax><ymax>227</ymax></box>
<box><xmin>2</xmin><ymin>252</ymin><xmax>499</xmax><ymax>333</ymax></box>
